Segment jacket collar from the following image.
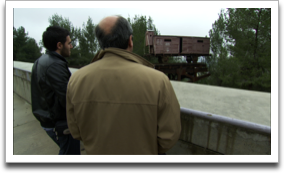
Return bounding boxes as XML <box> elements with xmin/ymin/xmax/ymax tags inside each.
<box><xmin>46</xmin><ymin>50</ymin><xmax>68</xmax><ymax>63</ymax></box>
<box><xmin>90</xmin><ymin>48</ymin><xmax>154</xmax><ymax>68</ymax></box>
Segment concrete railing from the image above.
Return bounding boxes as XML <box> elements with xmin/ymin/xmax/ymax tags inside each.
<box><xmin>167</xmin><ymin>108</ymin><xmax>271</xmax><ymax>155</ymax></box>
<box><xmin>13</xmin><ymin>62</ymin><xmax>271</xmax><ymax>155</ymax></box>
<box><xmin>13</xmin><ymin>67</ymin><xmax>32</xmax><ymax>104</ymax></box>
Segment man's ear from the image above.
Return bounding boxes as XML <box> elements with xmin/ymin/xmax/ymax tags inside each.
<box><xmin>128</xmin><ymin>35</ymin><xmax>133</xmax><ymax>48</ymax></box>
<box><xmin>57</xmin><ymin>42</ymin><xmax>63</xmax><ymax>50</ymax></box>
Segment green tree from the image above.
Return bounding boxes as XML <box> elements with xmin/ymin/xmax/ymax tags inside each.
<box><xmin>128</xmin><ymin>15</ymin><xmax>147</xmax><ymax>57</ymax></box>
<box><xmin>127</xmin><ymin>15</ymin><xmax>160</xmax><ymax>63</ymax></box>
<box><xmin>13</xmin><ymin>26</ymin><xmax>42</xmax><ymax>62</ymax></box>
<box><xmin>16</xmin><ymin>38</ymin><xmax>43</xmax><ymax>62</ymax></box>
<box><xmin>225</xmin><ymin>8</ymin><xmax>271</xmax><ymax>91</ymax></box>
<box><xmin>198</xmin><ymin>8</ymin><xmax>271</xmax><ymax>92</ymax></box>
<box><xmin>77</xmin><ymin>16</ymin><xmax>99</xmax><ymax>65</ymax></box>
<box><xmin>199</xmin><ymin>9</ymin><xmax>236</xmax><ymax>86</ymax></box>
<box><xmin>13</xmin><ymin>26</ymin><xmax>28</xmax><ymax>60</ymax></box>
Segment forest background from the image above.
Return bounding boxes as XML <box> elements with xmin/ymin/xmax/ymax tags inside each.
<box><xmin>13</xmin><ymin>8</ymin><xmax>271</xmax><ymax>92</ymax></box>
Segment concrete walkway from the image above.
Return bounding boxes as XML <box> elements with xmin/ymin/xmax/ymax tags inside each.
<box><xmin>13</xmin><ymin>92</ymin><xmax>86</xmax><ymax>155</ymax></box>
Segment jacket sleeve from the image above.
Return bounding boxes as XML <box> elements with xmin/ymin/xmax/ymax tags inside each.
<box><xmin>46</xmin><ymin>62</ymin><xmax>70</xmax><ymax>109</ymax></box>
<box><xmin>66</xmin><ymin>79</ymin><xmax>82</xmax><ymax>140</ymax></box>
<box><xmin>157</xmin><ymin>76</ymin><xmax>181</xmax><ymax>154</ymax></box>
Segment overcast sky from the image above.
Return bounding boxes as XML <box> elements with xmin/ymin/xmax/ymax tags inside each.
<box><xmin>11</xmin><ymin>1</ymin><xmax>277</xmax><ymax>54</ymax></box>
<box><xmin>13</xmin><ymin>7</ymin><xmax>223</xmax><ymax>52</ymax></box>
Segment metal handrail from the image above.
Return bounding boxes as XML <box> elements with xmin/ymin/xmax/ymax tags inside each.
<box><xmin>180</xmin><ymin>107</ymin><xmax>271</xmax><ymax>135</ymax></box>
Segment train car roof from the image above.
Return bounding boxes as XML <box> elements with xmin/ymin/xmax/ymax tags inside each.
<box><xmin>154</xmin><ymin>35</ymin><xmax>210</xmax><ymax>38</ymax></box>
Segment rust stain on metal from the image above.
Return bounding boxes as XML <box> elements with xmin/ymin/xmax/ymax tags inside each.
<box><xmin>145</xmin><ymin>30</ymin><xmax>210</xmax><ymax>58</ymax></box>
<box><xmin>145</xmin><ymin>30</ymin><xmax>211</xmax><ymax>83</ymax></box>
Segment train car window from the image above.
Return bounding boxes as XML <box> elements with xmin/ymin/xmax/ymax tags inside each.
<box><xmin>164</xmin><ymin>39</ymin><xmax>171</xmax><ymax>42</ymax></box>
<box><xmin>197</xmin><ymin>40</ymin><xmax>203</xmax><ymax>43</ymax></box>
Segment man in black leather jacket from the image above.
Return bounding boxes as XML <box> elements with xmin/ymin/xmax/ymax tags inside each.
<box><xmin>31</xmin><ymin>26</ymin><xmax>80</xmax><ymax>155</ymax></box>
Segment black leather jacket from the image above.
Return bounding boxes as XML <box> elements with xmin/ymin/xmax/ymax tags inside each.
<box><xmin>31</xmin><ymin>50</ymin><xmax>71</xmax><ymax>128</ymax></box>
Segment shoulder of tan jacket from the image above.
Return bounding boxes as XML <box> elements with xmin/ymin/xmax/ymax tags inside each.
<box><xmin>91</xmin><ymin>50</ymin><xmax>101</xmax><ymax>63</ymax></box>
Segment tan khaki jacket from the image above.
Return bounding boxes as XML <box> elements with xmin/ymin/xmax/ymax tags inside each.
<box><xmin>66</xmin><ymin>48</ymin><xmax>181</xmax><ymax>155</ymax></box>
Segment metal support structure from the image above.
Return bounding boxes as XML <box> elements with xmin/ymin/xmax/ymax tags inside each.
<box><xmin>154</xmin><ymin>63</ymin><xmax>210</xmax><ymax>82</ymax></box>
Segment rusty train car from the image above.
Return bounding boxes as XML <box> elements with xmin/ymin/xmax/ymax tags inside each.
<box><xmin>145</xmin><ymin>30</ymin><xmax>211</xmax><ymax>82</ymax></box>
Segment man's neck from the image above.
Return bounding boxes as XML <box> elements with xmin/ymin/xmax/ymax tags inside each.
<box><xmin>55</xmin><ymin>50</ymin><xmax>62</xmax><ymax>56</ymax></box>
<box><xmin>126</xmin><ymin>47</ymin><xmax>133</xmax><ymax>52</ymax></box>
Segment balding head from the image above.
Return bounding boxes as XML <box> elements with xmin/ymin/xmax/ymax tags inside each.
<box><xmin>95</xmin><ymin>15</ymin><xmax>133</xmax><ymax>50</ymax></box>
<box><xmin>98</xmin><ymin>16</ymin><xmax>118</xmax><ymax>35</ymax></box>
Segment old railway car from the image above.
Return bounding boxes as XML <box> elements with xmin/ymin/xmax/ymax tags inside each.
<box><xmin>145</xmin><ymin>30</ymin><xmax>211</xmax><ymax>82</ymax></box>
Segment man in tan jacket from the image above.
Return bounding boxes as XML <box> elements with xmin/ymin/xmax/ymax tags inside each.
<box><xmin>66</xmin><ymin>15</ymin><xmax>181</xmax><ymax>155</ymax></box>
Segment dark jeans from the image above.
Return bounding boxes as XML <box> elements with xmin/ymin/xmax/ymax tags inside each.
<box><xmin>45</xmin><ymin>129</ymin><xmax>80</xmax><ymax>155</ymax></box>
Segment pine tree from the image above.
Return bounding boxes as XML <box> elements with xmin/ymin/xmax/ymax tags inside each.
<box><xmin>198</xmin><ymin>8</ymin><xmax>271</xmax><ymax>92</ymax></box>
<box><xmin>13</xmin><ymin>26</ymin><xmax>28</xmax><ymax>60</ymax></box>
<box><xmin>127</xmin><ymin>15</ymin><xmax>160</xmax><ymax>63</ymax></box>
<box><xmin>225</xmin><ymin>8</ymin><xmax>271</xmax><ymax>91</ymax></box>
<box><xmin>13</xmin><ymin>26</ymin><xmax>42</xmax><ymax>62</ymax></box>
<box><xmin>77</xmin><ymin>16</ymin><xmax>99</xmax><ymax>65</ymax></box>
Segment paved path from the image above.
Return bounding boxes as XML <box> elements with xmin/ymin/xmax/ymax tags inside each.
<box><xmin>13</xmin><ymin>92</ymin><xmax>86</xmax><ymax>155</ymax></box>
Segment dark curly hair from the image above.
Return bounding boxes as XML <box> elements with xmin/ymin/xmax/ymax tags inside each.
<box><xmin>42</xmin><ymin>26</ymin><xmax>70</xmax><ymax>51</ymax></box>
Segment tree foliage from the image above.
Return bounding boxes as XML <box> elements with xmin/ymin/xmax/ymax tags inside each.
<box><xmin>198</xmin><ymin>8</ymin><xmax>271</xmax><ymax>92</ymax></box>
<box><xmin>14</xmin><ymin>14</ymin><xmax>160</xmax><ymax>67</ymax></box>
<box><xmin>127</xmin><ymin>15</ymin><xmax>160</xmax><ymax>63</ymax></box>
<box><xmin>13</xmin><ymin>26</ymin><xmax>42</xmax><ymax>62</ymax></box>
<box><xmin>76</xmin><ymin>16</ymin><xmax>99</xmax><ymax>65</ymax></box>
